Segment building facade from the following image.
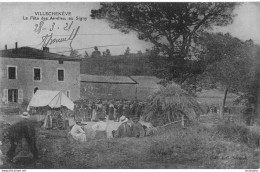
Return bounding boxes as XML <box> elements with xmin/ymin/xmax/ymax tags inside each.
<box><xmin>0</xmin><ymin>46</ymin><xmax>81</xmax><ymax>106</ymax></box>
<box><xmin>80</xmin><ymin>74</ymin><xmax>161</xmax><ymax>100</ymax></box>
<box><xmin>80</xmin><ymin>74</ymin><xmax>137</xmax><ymax>100</ymax></box>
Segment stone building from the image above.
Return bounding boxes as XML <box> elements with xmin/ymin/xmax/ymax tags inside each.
<box><xmin>0</xmin><ymin>44</ymin><xmax>81</xmax><ymax>106</ymax></box>
<box><xmin>80</xmin><ymin>74</ymin><xmax>137</xmax><ymax>100</ymax></box>
<box><xmin>80</xmin><ymin>74</ymin><xmax>161</xmax><ymax>100</ymax></box>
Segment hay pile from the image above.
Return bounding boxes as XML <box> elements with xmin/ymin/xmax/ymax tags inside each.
<box><xmin>143</xmin><ymin>84</ymin><xmax>203</xmax><ymax>126</ymax></box>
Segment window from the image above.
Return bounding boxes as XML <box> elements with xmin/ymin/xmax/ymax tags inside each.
<box><xmin>57</xmin><ymin>69</ymin><xmax>64</xmax><ymax>81</ymax></box>
<box><xmin>34</xmin><ymin>68</ymin><xmax>41</xmax><ymax>81</ymax></box>
<box><xmin>8</xmin><ymin>89</ymin><xmax>18</xmax><ymax>103</ymax></box>
<box><xmin>66</xmin><ymin>90</ymin><xmax>70</xmax><ymax>98</ymax></box>
<box><xmin>8</xmin><ymin>66</ymin><xmax>17</xmax><ymax>79</ymax></box>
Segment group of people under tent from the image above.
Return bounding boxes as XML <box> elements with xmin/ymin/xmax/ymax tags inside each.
<box><xmin>69</xmin><ymin>114</ymin><xmax>148</xmax><ymax>142</ymax></box>
<box><xmin>73</xmin><ymin>99</ymin><xmax>147</xmax><ymax>123</ymax></box>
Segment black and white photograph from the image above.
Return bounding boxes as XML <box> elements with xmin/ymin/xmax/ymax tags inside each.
<box><xmin>0</xmin><ymin>1</ymin><xmax>259</xmax><ymax>170</ymax></box>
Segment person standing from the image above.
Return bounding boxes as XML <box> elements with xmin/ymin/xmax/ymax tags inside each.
<box><xmin>117</xmin><ymin>102</ymin><xmax>124</xmax><ymax>122</ymax></box>
<box><xmin>109</xmin><ymin>102</ymin><xmax>114</xmax><ymax>120</ymax></box>
<box><xmin>43</xmin><ymin>110</ymin><xmax>52</xmax><ymax>129</ymax></box>
<box><xmin>124</xmin><ymin>103</ymin><xmax>130</xmax><ymax>119</ymax></box>
<box><xmin>96</xmin><ymin>103</ymin><xmax>103</xmax><ymax>120</ymax></box>
<box><xmin>114</xmin><ymin>103</ymin><xmax>119</xmax><ymax>122</ymax></box>
<box><xmin>91</xmin><ymin>104</ymin><xmax>98</xmax><ymax>121</ymax></box>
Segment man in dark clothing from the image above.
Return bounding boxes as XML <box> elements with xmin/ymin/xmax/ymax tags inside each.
<box><xmin>136</xmin><ymin>103</ymin><xmax>143</xmax><ymax>119</ymax></box>
<box><xmin>131</xmin><ymin>116</ymin><xmax>145</xmax><ymax>138</ymax></box>
<box><xmin>5</xmin><ymin>112</ymin><xmax>38</xmax><ymax>162</ymax></box>
<box><xmin>130</xmin><ymin>101</ymin><xmax>139</xmax><ymax>118</ymax></box>
<box><xmin>114</xmin><ymin>116</ymin><xmax>132</xmax><ymax>138</ymax></box>
<box><xmin>124</xmin><ymin>104</ymin><xmax>131</xmax><ymax>119</ymax></box>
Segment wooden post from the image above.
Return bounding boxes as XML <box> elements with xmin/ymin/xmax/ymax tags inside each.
<box><xmin>220</xmin><ymin>87</ymin><xmax>228</xmax><ymax>120</ymax></box>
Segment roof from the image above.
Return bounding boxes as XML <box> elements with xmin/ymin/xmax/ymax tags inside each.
<box><xmin>27</xmin><ymin>90</ymin><xmax>74</xmax><ymax>110</ymax></box>
<box><xmin>0</xmin><ymin>47</ymin><xmax>82</xmax><ymax>62</ymax></box>
<box><xmin>130</xmin><ymin>76</ymin><xmax>161</xmax><ymax>88</ymax></box>
<box><xmin>80</xmin><ymin>74</ymin><xmax>137</xmax><ymax>84</ymax></box>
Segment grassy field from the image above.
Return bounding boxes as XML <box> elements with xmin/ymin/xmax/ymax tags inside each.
<box><xmin>0</xmin><ymin>89</ymin><xmax>258</xmax><ymax>169</ymax></box>
<box><xmin>0</xmin><ymin>119</ymin><xmax>259</xmax><ymax>169</ymax></box>
<box><xmin>196</xmin><ymin>89</ymin><xmax>238</xmax><ymax>105</ymax></box>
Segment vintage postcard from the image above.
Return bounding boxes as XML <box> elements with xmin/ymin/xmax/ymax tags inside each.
<box><xmin>0</xmin><ymin>1</ymin><xmax>259</xmax><ymax>170</ymax></box>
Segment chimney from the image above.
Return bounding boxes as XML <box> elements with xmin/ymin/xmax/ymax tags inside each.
<box><xmin>5</xmin><ymin>45</ymin><xmax>7</xmax><ymax>50</ymax></box>
<box><xmin>43</xmin><ymin>47</ymin><xmax>49</xmax><ymax>52</ymax></box>
<box><xmin>15</xmin><ymin>42</ymin><xmax>18</xmax><ymax>49</ymax></box>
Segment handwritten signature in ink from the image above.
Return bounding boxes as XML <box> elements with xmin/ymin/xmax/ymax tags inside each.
<box><xmin>40</xmin><ymin>26</ymin><xmax>80</xmax><ymax>49</ymax></box>
<box><xmin>34</xmin><ymin>21</ymin><xmax>80</xmax><ymax>49</ymax></box>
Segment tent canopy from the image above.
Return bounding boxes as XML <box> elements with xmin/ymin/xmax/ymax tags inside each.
<box><xmin>27</xmin><ymin>90</ymin><xmax>74</xmax><ymax>111</ymax></box>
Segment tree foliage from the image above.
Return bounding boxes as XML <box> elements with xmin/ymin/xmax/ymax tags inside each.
<box><xmin>124</xmin><ymin>47</ymin><xmax>130</xmax><ymax>55</ymax></box>
<box><xmin>103</xmin><ymin>49</ymin><xmax>111</xmax><ymax>57</ymax></box>
<box><xmin>91</xmin><ymin>2</ymin><xmax>239</xmax><ymax>80</ymax></box>
<box><xmin>199</xmin><ymin>33</ymin><xmax>255</xmax><ymax>92</ymax></box>
<box><xmin>91</xmin><ymin>46</ymin><xmax>101</xmax><ymax>58</ymax></box>
<box><xmin>70</xmin><ymin>49</ymin><xmax>82</xmax><ymax>58</ymax></box>
<box><xmin>198</xmin><ymin>33</ymin><xmax>259</xmax><ymax>121</ymax></box>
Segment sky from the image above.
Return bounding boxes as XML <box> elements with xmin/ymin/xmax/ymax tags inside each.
<box><xmin>0</xmin><ymin>2</ymin><xmax>259</xmax><ymax>56</ymax></box>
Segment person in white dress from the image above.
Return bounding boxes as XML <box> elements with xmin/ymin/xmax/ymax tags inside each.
<box><xmin>92</xmin><ymin>116</ymin><xmax>108</xmax><ymax>139</ymax></box>
<box><xmin>43</xmin><ymin>110</ymin><xmax>52</xmax><ymax>129</ymax></box>
<box><xmin>70</xmin><ymin>121</ymin><xmax>87</xmax><ymax>142</ymax></box>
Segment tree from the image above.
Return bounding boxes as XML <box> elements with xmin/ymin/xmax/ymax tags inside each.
<box><xmin>124</xmin><ymin>47</ymin><xmax>130</xmax><ymax>55</ymax></box>
<box><xmin>106</xmin><ymin>49</ymin><xmax>111</xmax><ymax>56</ymax></box>
<box><xmin>70</xmin><ymin>49</ymin><xmax>82</xmax><ymax>58</ymax></box>
<box><xmin>137</xmin><ymin>50</ymin><xmax>142</xmax><ymax>55</ymax></box>
<box><xmin>103</xmin><ymin>49</ymin><xmax>111</xmax><ymax>57</ymax></box>
<box><xmin>234</xmin><ymin>45</ymin><xmax>260</xmax><ymax>125</ymax></box>
<box><xmin>91</xmin><ymin>46</ymin><xmax>101</xmax><ymax>58</ymax></box>
<box><xmin>199</xmin><ymin>33</ymin><xmax>255</xmax><ymax>119</ymax></box>
<box><xmin>91</xmin><ymin>2</ymin><xmax>239</xmax><ymax>80</ymax></box>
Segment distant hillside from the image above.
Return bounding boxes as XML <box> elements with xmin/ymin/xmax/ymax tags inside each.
<box><xmin>80</xmin><ymin>54</ymin><xmax>153</xmax><ymax>76</ymax></box>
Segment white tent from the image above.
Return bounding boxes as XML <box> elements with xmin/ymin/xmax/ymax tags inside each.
<box><xmin>27</xmin><ymin>90</ymin><xmax>74</xmax><ymax>111</ymax></box>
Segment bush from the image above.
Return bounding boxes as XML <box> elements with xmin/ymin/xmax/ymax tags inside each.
<box><xmin>148</xmin><ymin>122</ymin><xmax>259</xmax><ymax>168</ymax></box>
<box><xmin>149</xmin><ymin>124</ymin><xmax>210</xmax><ymax>163</ymax></box>
<box><xmin>216</xmin><ymin>122</ymin><xmax>260</xmax><ymax>148</ymax></box>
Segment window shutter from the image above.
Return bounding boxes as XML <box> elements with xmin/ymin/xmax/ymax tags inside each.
<box><xmin>3</xmin><ymin>89</ymin><xmax>8</xmax><ymax>104</ymax></box>
<box><xmin>18</xmin><ymin>89</ymin><xmax>23</xmax><ymax>104</ymax></box>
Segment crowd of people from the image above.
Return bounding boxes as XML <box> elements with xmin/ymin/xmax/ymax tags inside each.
<box><xmin>73</xmin><ymin>99</ymin><xmax>147</xmax><ymax>122</ymax></box>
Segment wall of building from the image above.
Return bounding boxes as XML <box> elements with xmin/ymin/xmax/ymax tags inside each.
<box><xmin>0</xmin><ymin>57</ymin><xmax>80</xmax><ymax>105</ymax></box>
<box><xmin>80</xmin><ymin>82</ymin><xmax>158</xmax><ymax>101</ymax></box>
<box><xmin>80</xmin><ymin>82</ymin><xmax>136</xmax><ymax>100</ymax></box>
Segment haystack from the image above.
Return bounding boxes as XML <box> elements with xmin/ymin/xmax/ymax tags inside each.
<box><xmin>143</xmin><ymin>84</ymin><xmax>203</xmax><ymax>126</ymax></box>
